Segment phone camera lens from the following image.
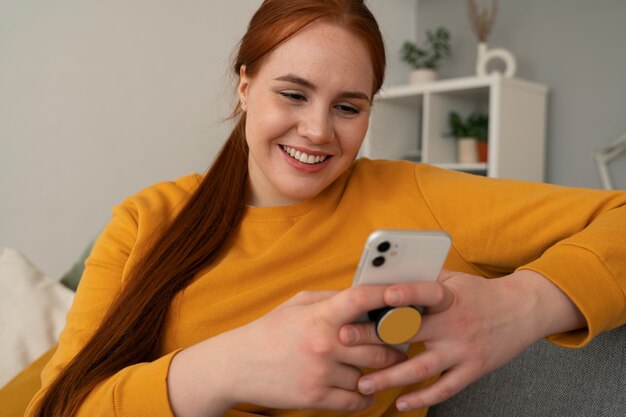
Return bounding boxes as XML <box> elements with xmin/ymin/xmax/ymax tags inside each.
<box><xmin>372</xmin><ymin>256</ymin><xmax>385</xmax><ymax>267</ymax></box>
<box><xmin>377</xmin><ymin>241</ymin><xmax>391</xmax><ymax>253</ymax></box>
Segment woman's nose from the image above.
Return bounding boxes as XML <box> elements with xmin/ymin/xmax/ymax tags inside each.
<box><xmin>297</xmin><ymin>105</ymin><xmax>333</xmax><ymax>144</ymax></box>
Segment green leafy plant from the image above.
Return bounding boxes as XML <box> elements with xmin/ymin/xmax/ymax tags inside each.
<box><xmin>401</xmin><ymin>27</ymin><xmax>451</xmax><ymax>70</ymax></box>
<box><xmin>449</xmin><ymin>111</ymin><xmax>489</xmax><ymax>141</ymax></box>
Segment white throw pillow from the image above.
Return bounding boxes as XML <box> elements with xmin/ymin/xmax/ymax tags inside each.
<box><xmin>0</xmin><ymin>248</ymin><xmax>74</xmax><ymax>386</ymax></box>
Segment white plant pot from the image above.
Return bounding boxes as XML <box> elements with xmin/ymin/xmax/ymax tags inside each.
<box><xmin>409</xmin><ymin>68</ymin><xmax>437</xmax><ymax>85</ymax></box>
<box><xmin>457</xmin><ymin>137</ymin><xmax>478</xmax><ymax>163</ymax></box>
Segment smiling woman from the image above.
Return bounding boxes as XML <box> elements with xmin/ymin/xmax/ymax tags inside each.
<box><xmin>25</xmin><ymin>1</ymin><xmax>626</xmax><ymax>417</ymax></box>
<box><xmin>26</xmin><ymin>1</ymin><xmax>392</xmax><ymax>416</ymax></box>
<box><xmin>238</xmin><ymin>20</ymin><xmax>374</xmax><ymax>207</ymax></box>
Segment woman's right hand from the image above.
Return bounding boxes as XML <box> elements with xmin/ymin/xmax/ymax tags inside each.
<box><xmin>168</xmin><ymin>286</ymin><xmax>407</xmax><ymax>417</ymax></box>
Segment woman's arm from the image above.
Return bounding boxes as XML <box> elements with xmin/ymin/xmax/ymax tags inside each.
<box><xmin>340</xmin><ymin>269</ymin><xmax>586</xmax><ymax>411</ymax></box>
<box><xmin>413</xmin><ymin>165</ymin><xmax>626</xmax><ymax>344</ymax></box>
<box><xmin>28</xmin><ymin>183</ymin><xmax>404</xmax><ymax>417</ymax></box>
<box><xmin>337</xmin><ymin>166</ymin><xmax>626</xmax><ymax>412</ymax></box>
<box><xmin>167</xmin><ymin>287</ymin><xmax>407</xmax><ymax>417</ymax></box>
<box><xmin>26</xmin><ymin>195</ymin><xmax>176</xmax><ymax>417</ymax></box>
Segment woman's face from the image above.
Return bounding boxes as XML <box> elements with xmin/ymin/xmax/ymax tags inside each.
<box><xmin>238</xmin><ymin>21</ymin><xmax>375</xmax><ymax>207</ymax></box>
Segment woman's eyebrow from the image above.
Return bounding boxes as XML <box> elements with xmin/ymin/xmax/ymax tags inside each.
<box><xmin>275</xmin><ymin>74</ymin><xmax>316</xmax><ymax>90</ymax></box>
<box><xmin>274</xmin><ymin>74</ymin><xmax>370</xmax><ymax>102</ymax></box>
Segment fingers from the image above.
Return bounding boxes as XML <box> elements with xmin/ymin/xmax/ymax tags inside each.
<box><xmin>326</xmin><ymin>363</ymin><xmax>363</xmax><ymax>391</ymax></box>
<box><xmin>318</xmin><ymin>389</ymin><xmax>375</xmax><ymax>412</ymax></box>
<box><xmin>295</xmin><ymin>361</ymin><xmax>375</xmax><ymax>410</ymax></box>
<box><xmin>295</xmin><ymin>280</ymin><xmax>454</xmax><ymax>331</ymax></box>
<box><xmin>392</xmin><ymin>364</ymin><xmax>478</xmax><ymax>411</ymax></box>
<box><xmin>385</xmin><ymin>280</ymin><xmax>455</xmax><ymax>314</ymax></box>
<box><xmin>303</xmin><ymin>364</ymin><xmax>376</xmax><ymax>412</ymax></box>
<box><xmin>355</xmin><ymin>349</ymin><xmax>454</xmax><ymax>398</ymax></box>
<box><xmin>341</xmin><ymin>315</ymin><xmax>442</xmax><ymax>348</ymax></box>
<box><xmin>321</xmin><ymin>285</ymin><xmax>390</xmax><ymax>326</ymax></box>
<box><xmin>338</xmin><ymin>321</ymin><xmax>380</xmax><ymax>346</ymax></box>
<box><xmin>335</xmin><ymin>343</ymin><xmax>407</xmax><ymax>370</ymax></box>
<box><xmin>338</xmin><ymin>282</ymin><xmax>454</xmax><ymax>347</ymax></box>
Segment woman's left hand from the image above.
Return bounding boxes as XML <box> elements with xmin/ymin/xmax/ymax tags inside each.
<box><xmin>338</xmin><ymin>269</ymin><xmax>585</xmax><ymax>412</ymax></box>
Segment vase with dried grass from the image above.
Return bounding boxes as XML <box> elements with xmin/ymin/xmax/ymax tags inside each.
<box><xmin>467</xmin><ymin>0</ymin><xmax>517</xmax><ymax>78</ymax></box>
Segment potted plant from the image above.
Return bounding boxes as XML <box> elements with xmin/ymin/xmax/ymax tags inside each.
<box><xmin>449</xmin><ymin>111</ymin><xmax>489</xmax><ymax>163</ymax></box>
<box><xmin>401</xmin><ymin>26</ymin><xmax>451</xmax><ymax>84</ymax></box>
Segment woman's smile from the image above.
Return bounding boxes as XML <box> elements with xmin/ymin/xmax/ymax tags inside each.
<box><xmin>280</xmin><ymin>145</ymin><xmax>330</xmax><ymax>165</ymax></box>
<box><xmin>279</xmin><ymin>144</ymin><xmax>333</xmax><ymax>173</ymax></box>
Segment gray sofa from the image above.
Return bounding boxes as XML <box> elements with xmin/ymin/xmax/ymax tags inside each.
<box><xmin>428</xmin><ymin>325</ymin><xmax>626</xmax><ymax>417</ymax></box>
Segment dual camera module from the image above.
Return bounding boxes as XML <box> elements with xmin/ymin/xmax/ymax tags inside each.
<box><xmin>372</xmin><ymin>241</ymin><xmax>391</xmax><ymax>267</ymax></box>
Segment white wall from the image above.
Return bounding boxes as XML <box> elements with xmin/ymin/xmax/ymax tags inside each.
<box><xmin>0</xmin><ymin>0</ymin><xmax>417</xmax><ymax>278</ymax></box>
<box><xmin>415</xmin><ymin>0</ymin><xmax>626</xmax><ymax>189</ymax></box>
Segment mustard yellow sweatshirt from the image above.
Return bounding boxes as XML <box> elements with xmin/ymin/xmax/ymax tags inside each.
<box><xmin>27</xmin><ymin>159</ymin><xmax>626</xmax><ymax>417</ymax></box>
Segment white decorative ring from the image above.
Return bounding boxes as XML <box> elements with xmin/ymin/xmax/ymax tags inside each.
<box><xmin>476</xmin><ymin>43</ymin><xmax>517</xmax><ymax>78</ymax></box>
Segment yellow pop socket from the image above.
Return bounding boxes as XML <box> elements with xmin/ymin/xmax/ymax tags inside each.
<box><xmin>373</xmin><ymin>306</ymin><xmax>422</xmax><ymax>345</ymax></box>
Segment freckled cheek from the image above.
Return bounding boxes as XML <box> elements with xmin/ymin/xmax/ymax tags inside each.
<box><xmin>247</xmin><ymin>107</ymin><xmax>295</xmax><ymax>146</ymax></box>
<box><xmin>250</xmin><ymin>109</ymin><xmax>296</xmax><ymax>140</ymax></box>
<box><xmin>336</xmin><ymin>121</ymin><xmax>369</xmax><ymax>153</ymax></box>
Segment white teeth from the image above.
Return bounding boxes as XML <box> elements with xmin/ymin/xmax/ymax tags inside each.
<box><xmin>281</xmin><ymin>145</ymin><xmax>328</xmax><ymax>165</ymax></box>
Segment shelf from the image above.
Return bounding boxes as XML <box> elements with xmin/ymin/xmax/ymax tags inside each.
<box><xmin>364</xmin><ymin>75</ymin><xmax>548</xmax><ymax>181</ymax></box>
<box><xmin>377</xmin><ymin>74</ymin><xmax>548</xmax><ymax>101</ymax></box>
<box><xmin>432</xmin><ymin>162</ymin><xmax>488</xmax><ymax>172</ymax></box>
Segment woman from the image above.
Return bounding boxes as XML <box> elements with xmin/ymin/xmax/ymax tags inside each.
<box><xmin>28</xmin><ymin>1</ymin><xmax>626</xmax><ymax>416</ymax></box>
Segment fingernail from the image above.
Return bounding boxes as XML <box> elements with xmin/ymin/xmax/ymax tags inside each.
<box><xmin>344</xmin><ymin>327</ymin><xmax>356</xmax><ymax>344</ymax></box>
<box><xmin>387</xmin><ymin>289</ymin><xmax>401</xmax><ymax>304</ymax></box>
<box><xmin>397</xmin><ymin>401</ymin><xmax>410</xmax><ymax>412</ymax></box>
<box><xmin>359</xmin><ymin>379</ymin><xmax>374</xmax><ymax>395</ymax></box>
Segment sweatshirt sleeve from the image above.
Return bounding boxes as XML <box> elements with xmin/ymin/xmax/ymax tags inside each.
<box><xmin>25</xmin><ymin>184</ymin><xmax>188</xmax><ymax>417</ymax></box>
<box><xmin>414</xmin><ymin>165</ymin><xmax>626</xmax><ymax>348</ymax></box>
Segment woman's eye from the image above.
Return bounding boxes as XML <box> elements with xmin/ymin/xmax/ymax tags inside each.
<box><xmin>336</xmin><ymin>104</ymin><xmax>360</xmax><ymax>115</ymax></box>
<box><xmin>280</xmin><ymin>92</ymin><xmax>306</xmax><ymax>102</ymax></box>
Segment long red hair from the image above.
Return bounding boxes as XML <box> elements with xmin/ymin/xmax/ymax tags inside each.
<box><xmin>34</xmin><ymin>1</ymin><xmax>385</xmax><ymax>415</ymax></box>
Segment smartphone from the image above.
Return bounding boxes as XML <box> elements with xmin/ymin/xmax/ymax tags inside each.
<box><xmin>351</xmin><ymin>230</ymin><xmax>451</xmax><ymax>345</ymax></box>
<box><xmin>352</xmin><ymin>229</ymin><xmax>451</xmax><ymax>287</ymax></box>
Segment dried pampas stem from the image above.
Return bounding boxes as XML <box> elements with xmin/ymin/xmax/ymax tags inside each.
<box><xmin>467</xmin><ymin>0</ymin><xmax>499</xmax><ymax>42</ymax></box>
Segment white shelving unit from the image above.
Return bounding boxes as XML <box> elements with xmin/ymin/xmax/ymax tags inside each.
<box><xmin>362</xmin><ymin>74</ymin><xmax>548</xmax><ymax>181</ymax></box>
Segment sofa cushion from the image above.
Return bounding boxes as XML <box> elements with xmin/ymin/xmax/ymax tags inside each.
<box><xmin>0</xmin><ymin>248</ymin><xmax>74</xmax><ymax>387</ymax></box>
<box><xmin>427</xmin><ymin>325</ymin><xmax>626</xmax><ymax>416</ymax></box>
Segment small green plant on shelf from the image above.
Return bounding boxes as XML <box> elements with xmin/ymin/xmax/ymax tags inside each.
<box><xmin>449</xmin><ymin>111</ymin><xmax>489</xmax><ymax>141</ymax></box>
<box><xmin>401</xmin><ymin>27</ymin><xmax>451</xmax><ymax>70</ymax></box>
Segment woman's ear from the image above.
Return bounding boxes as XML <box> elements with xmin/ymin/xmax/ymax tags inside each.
<box><xmin>238</xmin><ymin>65</ymin><xmax>249</xmax><ymax>112</ymax></box>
